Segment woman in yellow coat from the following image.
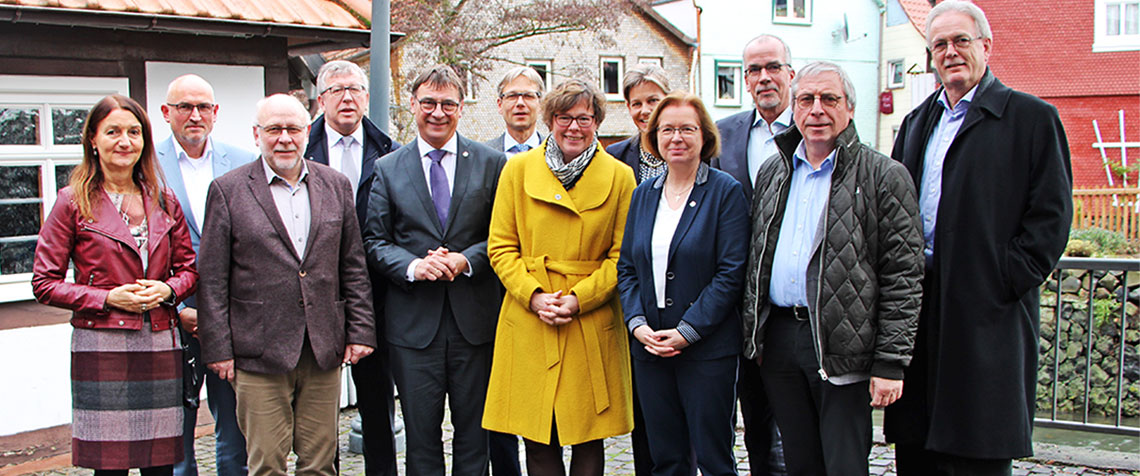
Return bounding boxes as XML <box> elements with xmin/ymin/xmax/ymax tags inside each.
<box><xmin>483</xmin><ymin>79</ymin><xmax>635</xmax><ymax>476</ymax></box>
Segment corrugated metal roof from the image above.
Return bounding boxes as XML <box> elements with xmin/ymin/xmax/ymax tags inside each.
<box><xmin>0</xmin><ymin>0</ymin><xmax>369</xmax><ymax>29</ymax></box>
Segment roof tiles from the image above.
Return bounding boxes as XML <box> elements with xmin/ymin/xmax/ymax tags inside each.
<box><xmin>0</xmin><ymin>0</ymin><xmax>369</xmax><ymax>29</ymax></box>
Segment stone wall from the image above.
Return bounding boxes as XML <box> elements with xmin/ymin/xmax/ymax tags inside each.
<box><xmin>1038</xmin><ymin>269</ymin><xmax>1140</xmax><ymax>420</ymax></box>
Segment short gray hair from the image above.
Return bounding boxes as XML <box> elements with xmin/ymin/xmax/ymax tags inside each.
<box><xmin>317</xmin><ymin>60</ymin><xmax>368</xmax><ymax>94</ymax></box>
<box><xmin>496</xmin><ymin>66</ymin><xmax>545</xmax><ymax>97</ymax></box>
<box><xmin>621</xmin><ymin>63</ymin><xmax>671</xmax><ymax>101</ymax></box>
<box><xmin>791</xmin><ymin>61</ymin><xmax>856</xmax><ymax>110</ymax></box>
<box><xmin>409</xmin><ymin>64</ymin><xmax>467</xmax><ymax>102</ymax></box>
<box><xmin>926</xmin><ymin>0</ymin><xmax>992</xmax><ymax>41</ymax></box>
<box><xmin>743</xmin><ymin>34</ymin><xmax>792</xmax><ymax>64</ymax></box>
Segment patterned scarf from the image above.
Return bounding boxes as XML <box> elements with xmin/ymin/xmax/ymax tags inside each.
<box><xmin>544</xmin><ymin>134</ymin><xmax>598</xmax><ymax>190</ymax></box>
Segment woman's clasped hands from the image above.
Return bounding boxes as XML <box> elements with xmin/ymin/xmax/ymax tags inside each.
<box><xmin>105</xmin><ymin>279</ymin><xmax>172</xmax><ymax>313</ymax></box>
<box><xmin>529</xmin><ymin>290</ymin><xmax>580</xmax><ymax>326</ymax></box>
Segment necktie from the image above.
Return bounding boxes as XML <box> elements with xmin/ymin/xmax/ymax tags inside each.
<box><xmin>428</xmin><ymin>149</ymin><xmax>450</xmax><ymax>227</ymax></box>
<box><xmin>340</xmin><ymin>136</ymin><xmax>359</xmax><ymax>200</ymax></box>
<box><xmin>507</xmin><ymin>143</ymin><xmax>531</xmax><ymax>156</ymax></box>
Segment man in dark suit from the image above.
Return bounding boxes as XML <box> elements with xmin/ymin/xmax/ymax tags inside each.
<box><xmin>484</xmin><ymin>66</ymin><xmax>544</xmax><ymax>160</ymax></box>
<box><xmin>478</xmin><ymin>65</ymin><xmax>546</xmax><ymax>476</ymax></box>
<box><xmin>199</xmin><ymin>94</ymin><xmax>376</xmax><ymax>476</ymax></box>
<box><xmin>711</xmin><ymin>34</ymin><xmax>796</xmax><ymax>476</ymax></box>
<box><xmin>157</xmin><ymin>74</ymin><xmax>255</xmax><ymax>476</ymax></box>
<box><xmin>884</xmin><ymin>2</ymin><xmax>1072</xmax><ymax>474</ymax></box>
<box><xmin>304</xmin><ymin>59</ymin><xmax>400</xmax><ymax>476</ymax></box>
<box><xmin>363</xmin><ymin>65</ymin><xmax>506</xmax><ymax>476</ymax></box>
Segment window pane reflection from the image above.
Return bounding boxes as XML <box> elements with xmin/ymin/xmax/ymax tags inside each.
<box><xmin>0</xmin><ymin>240</ymin><xmax>37</xmax><ymax>275</ymax></box>
<box><xmin>0</xmin><ymin>166</ymin><xmax>40</xmax><ymax>199</ymax></box>
<box><xmin>0</xmin><ymin>108</ymin><xmax>40</xmax><ymax>145</ymax></box>
<box><xmin>52</xmin><ymin>108</ymin><xmax>87</xmax><ymax>145</ymax></box>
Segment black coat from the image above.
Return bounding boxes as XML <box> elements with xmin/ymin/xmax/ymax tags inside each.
<box><xmin>606</xmin><ymin>134</ymin><xmax>652</xmax><ymax>184</ymax></box>
<box><xmin>883</xmin><ymin>70</ymin><xmax>1073</xmax><ymax>459</ymax></box>
<box><xmin>305</xmin><ymin>114</ymin><xmax>399</xmax><ymax>227</ymax></box>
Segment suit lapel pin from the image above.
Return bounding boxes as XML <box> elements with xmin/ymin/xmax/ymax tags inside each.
<box><xmin>689</xmin><ymin>201</ymin><xmax>696</xmax><ymax>207</ymax></box>
<box><xmin>462</xmin><ymin>151</ymin><xmax>469</xmax><ymax>157</ymax></box>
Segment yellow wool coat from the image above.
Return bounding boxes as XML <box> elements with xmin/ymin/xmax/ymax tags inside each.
<box><xmin>482</xmin><ymin>143</ymin><xmax>635</xmax><ymax>445</ymax></box>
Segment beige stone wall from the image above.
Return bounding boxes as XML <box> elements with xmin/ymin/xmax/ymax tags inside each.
<box><xmin>389</xmin><ymin>9</ymin><xmax>692</xmax><ymax>145</ymax></box>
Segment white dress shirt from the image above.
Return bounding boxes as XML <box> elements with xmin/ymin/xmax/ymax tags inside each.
<box><xmin>405</xmin><ymin>134</ymin><xmax>469</xmax><ymax>281</ymax></box>
<box><xmin>174</xmin><ymin>138</ymin><xmax>215</xmax><ymax>229</ymax></box>
<box><xmin>326</xmin><ymin>120</ymin><xmax>364</xmax><ymax>176</ymax></box>
<box><xmin>501</xmin><ymin>130</ymin><xmax>542</xmax><ymax>156</ymax></box>
<box><xmin>747</xmin><ymin>106</ymin><xmax>794</xmax><ymax>186</ymax></box>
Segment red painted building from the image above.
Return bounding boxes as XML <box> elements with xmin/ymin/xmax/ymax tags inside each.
<box><xmin>978</xmin><ymin>0</ymin><xmax>1140</xmax><ymax>189</ymax></box>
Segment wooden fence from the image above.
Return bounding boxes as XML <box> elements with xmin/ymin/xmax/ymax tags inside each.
<box><xmin>1072</xmin><ymin>188</ymin><xmax>1140</xmax><ymax>241</ymax></box>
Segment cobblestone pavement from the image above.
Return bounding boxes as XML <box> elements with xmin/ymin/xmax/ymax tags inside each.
<box><xmin>31</xmin><ymin>408</ymin><xmax>1135</xmax><ymax>475</ymax></box>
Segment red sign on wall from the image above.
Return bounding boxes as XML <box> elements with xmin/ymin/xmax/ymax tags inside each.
<box><xmin>880</xmin><ymin>91</ymin><xmax>894</xmax><ymax>115</ymax></box>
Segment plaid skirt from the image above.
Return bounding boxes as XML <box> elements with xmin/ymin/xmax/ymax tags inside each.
<box><xmin>70</xmin><ymin>324</ymin><xmax>184</xmax><ymax>469</ymax></box>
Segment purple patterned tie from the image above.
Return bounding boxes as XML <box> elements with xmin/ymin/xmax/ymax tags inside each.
<box><xmin>428</xmin><ymin>149</ymin><xmax>450</xmax><ymax>227</ymax></box>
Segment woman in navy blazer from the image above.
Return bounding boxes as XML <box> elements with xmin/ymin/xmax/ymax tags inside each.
<box><xmin>617</xmin><ymin>92</ymin><xmax>749</xmax><ymax>476</ymax></box>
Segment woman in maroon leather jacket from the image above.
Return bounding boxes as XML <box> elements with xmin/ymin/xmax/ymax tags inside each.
<box><xmin>32</xmin><ymin>94</ymin><xmax>197</xmax><ymax>476</ymax></box>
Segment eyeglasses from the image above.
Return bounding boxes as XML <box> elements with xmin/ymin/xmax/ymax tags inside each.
<box><xmin>657</xmin><ymin>126</ymin><xmax>700</xmax><ymax>138</ymax></box>
<box><xmin>794</xmin><ymin>94</ymin><xmax>844</xmax><ymax>109</ymax></box>
<box><xmin>166</xmin><ymin>102</ymin><xmax>215</xmax><ymax>116</ymax></box>
<box><xmin>929</xmin><ymin>36</ymin><xmax>983</xmax><ymax>54</ymax></box>
<box><xmin>322</xmin><ymin>84</ymin><xmax>367</xmax><ymax>97</ymax></box>
<box><xmin>500</xmin><ymin>91</ymin><xmax>541</xmax><ymax>102</ymax></box>
<box><xmin>415</xmin><ymin>98</ymin><xmax>460</xmax><ymax>114</ymax></box>
<box><xmin>745</xmin><ymin>63</ymin><xmax>791</xmax><ymax>78</ymax></box>
<box><xmin>553</xmin><ymin>114</ymin><xmax>595</xmax><ymax>128</ymax></box>
<box><xmin>258</xmin><ymin>124</ymin><xmax>306</xmax><ymax>136</ymax></box>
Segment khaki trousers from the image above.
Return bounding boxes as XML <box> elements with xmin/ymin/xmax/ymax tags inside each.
<box><xmin>234</xmin><ymin>345</ymin><xmax>341</xmax><ymax>476</ymax></box>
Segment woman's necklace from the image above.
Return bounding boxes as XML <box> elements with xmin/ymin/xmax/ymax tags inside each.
<box><xmin>664</xmin><ymin>181</ymin><xmax>694</xmax><ymax>208</ymax></box>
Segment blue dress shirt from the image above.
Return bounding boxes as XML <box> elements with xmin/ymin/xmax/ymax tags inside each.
<box><xmin>748</xmin><ymin>107</ymin><xmax>794</xmax><ymax>187</ymax></box>
<box><xmin>920</xmin><ymin>85</ymin><xmax>978</xmax><ymax>267</ymax></box>
<box><xmin>769</xmin><ymin>142</ymin><xmax>836</xmax><ymax>307</ymax></box>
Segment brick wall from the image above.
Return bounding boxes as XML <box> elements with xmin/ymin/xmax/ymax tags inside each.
<box><xmin>1045</xmin><ymin>95</ymin><xmax>1140</xmax><ymax>189</ymax></box>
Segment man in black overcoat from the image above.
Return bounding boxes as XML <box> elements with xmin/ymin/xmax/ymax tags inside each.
<box><xmin>884</xmin><ymin>2</ymin><xmax>1073</xmax><ymax>474</ymax></box>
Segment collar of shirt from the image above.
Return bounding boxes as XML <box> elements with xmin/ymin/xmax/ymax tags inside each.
<box><xmin>503</xmin><ymin>130</ymin><xmax>542</xmax><ymax>153</ymax></box>
<box><xmin>173</xmin><ymin>136</ymin><xmax>215</xmax><ymax>169</ymax></box>
<box><xmin>752</xmin><ymin>105</ymin><xmax>794</xmax><ymax>132</ymax></box>
<box><xmin>325</xmin><ymin>121</ymin><xmax>364</xmax><ymax>149</ymax></box>
<box><xmin>417</xmin><ymin>134</ymin><xmax>458</xmax><ymax>158</ymax></box>
<box><xmin>262</xmin><ymin>155</ymin><xmax>310</xmax><ymax>188</ymax></box>
<box><xmin>792</xmin><ymin>140</ymin><xmax>836</xmax><ymax>173</ymax></box>
<box><xmin>936</xmin><ymin>83</ymin><xmax>979</xmax><ymax>117</ymax></box>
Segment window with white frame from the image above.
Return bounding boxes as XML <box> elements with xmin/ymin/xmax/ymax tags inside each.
<box><xmin>715</xmin><ymin>60</ymin><xmax>742</xmax><ymax>106</ymax></box>
<box><xmin>638</xmin><ymin>57</ymin><xmax>664</xmax><ymax>68</ymax></box>
<box><xmin>773</xmin><ymin>0</ymin><xmax>812</xmax><ymax>25</ymax></box>
<box><xmin>0</xmin><ymin>75</ymin><xmax>129</xmax><ymax>303</ymax></box>
<box><xmin>887</xmin><ymin>59</ymin><xmax>905</xmax><ymax>89</ymax></box>
<box><xmin>600</xmin><ymin>56</ymin><xmax>624</xmax><ymax>100</ymax></box>
<box><xmin>525</xmin><ymin>59</ymin><xmax>553</xmax><ymax>91</ymax></box>
<box><xmin>1095</xmin><ymin>0</ymin><xmax>1140</xmax><ymax>51</ymax></box>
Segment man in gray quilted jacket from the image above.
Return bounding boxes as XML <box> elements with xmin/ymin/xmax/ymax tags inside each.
<box><xmin>741</xmin><ymin>61</ymin><xmax>924</xmax><ymax>476</ymax></box>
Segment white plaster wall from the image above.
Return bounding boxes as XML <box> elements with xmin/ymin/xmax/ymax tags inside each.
<box><xmin>145</xmin><ymin>62</ymin><xmax>264</xmax><ymax>155</ymax></box>
<box><xmin>0</xmin><ymin>324</ymin><xmax>73</xmax><ymax>436</ymax></box>
<box><xmin>695</xmin><ymin>0</ymin><xmax>883</xmax><ymax>146</ymax></box>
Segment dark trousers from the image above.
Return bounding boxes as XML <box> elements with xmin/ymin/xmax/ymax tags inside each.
<box><xmin>352</xmin><ymin>347</ymin><xmax>398</xmax><ymax>476</ymax></box>
<box><xmin>895</xmin><ymin>445</ymin><xmax>1012</xmax><ymax>476</ymax></box>
<box><xmin>488</xmin><ymin>430</ymin><xmax>521</xmax><ymax>476</ymax></box>
<box><xmin>738</xmin><ymin>354</ymin><xmax>777</xmax><ymax>475</ymax></box>
<box><xmin>630</xmin><ymin>375</ymin><xmax>654</xmax><ymax>476</ymax></box>
<box><xmin>633</xmin><ymin>356</ymin><xmax>738</xmax><ymax>476</ymax></box>
<box><xmin>175</xmin><ymin>330</ymin><xmax>248</xmax><ymax>476</ymax></box>
<box><xmin>391</xmin><ymin>305</ymin><xmax>493</xmax><ymax>476</ymax></box>
<box><xmin>760</xmin><ymin>310</ymin><xmax>872</xmax><ymax>476</ymax></box>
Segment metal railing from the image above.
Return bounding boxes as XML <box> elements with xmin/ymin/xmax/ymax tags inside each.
<box><xmin>1036</xmin><ymin>257</ymin><xmax>1140</xmax><ymax>436</ymax></box>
